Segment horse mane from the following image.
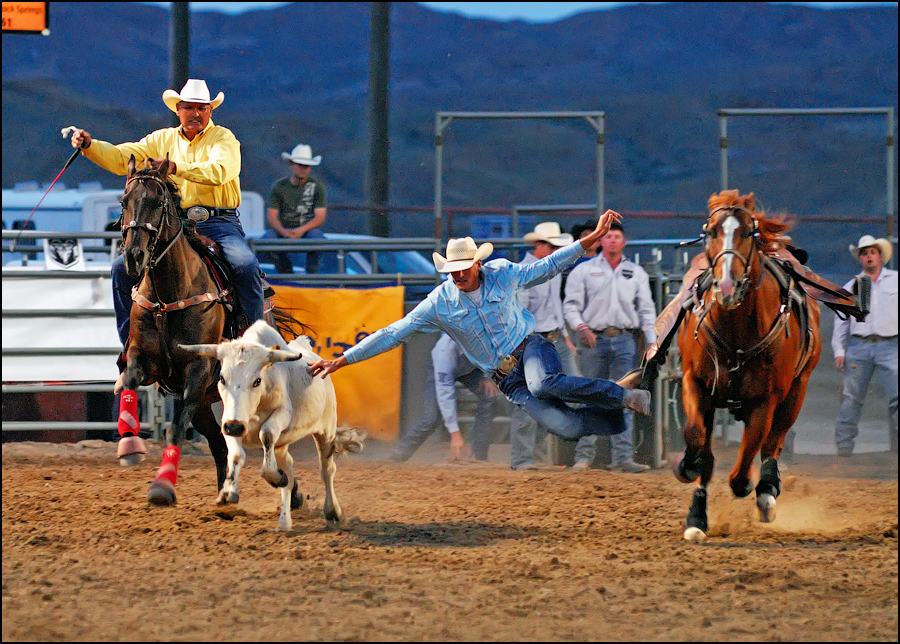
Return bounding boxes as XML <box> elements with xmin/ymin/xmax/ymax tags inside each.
<box><xmin>708</xmin><ymin>189</ymin><xmax>792</xmax><ymax>254</ymax></box>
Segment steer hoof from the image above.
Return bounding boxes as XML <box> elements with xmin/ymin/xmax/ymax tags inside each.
<box><xmin>148</xmin><ymin>480</ymin><xmax>176</xmax><ymax>506</ymax></box>
<box><xmin>216</xmin><ymin>490</ymin><xmax>239</xmax><ymax>505</ymax></box>
<box><xmin>266</xmin><ymin>470</ymin><xmax>289</xmax><ymax>488</ymax></box>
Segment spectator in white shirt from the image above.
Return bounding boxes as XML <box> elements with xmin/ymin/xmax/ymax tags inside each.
<box><xmin>564</xmin><ymin>222</ymin><xmax>657</xmax><ymax>473</ymax></box>
<box><xmin>832</xmin><ymin>235</ymin><xmax>898</xmax><ymax>456</ymax></box>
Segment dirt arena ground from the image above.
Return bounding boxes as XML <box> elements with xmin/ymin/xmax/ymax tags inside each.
<box><xmin>2</xmin><ymin>437</ymin><xmax>896</xmax><ymax>642</ymax></box>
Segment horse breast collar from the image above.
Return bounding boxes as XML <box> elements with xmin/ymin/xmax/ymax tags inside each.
<box><xmin>694</xmin><ymin>245</ymin><xmax>815</xmax><ymax>395</ymax></box>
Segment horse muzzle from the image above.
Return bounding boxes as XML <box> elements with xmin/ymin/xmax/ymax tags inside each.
<box><xmin>222</xmin><ymin>420</ymin><xmax>246</xmax><ymax>437</ymax></box>
<box><xmin>124</xmin><ymin>247</ymin><xmax>149</xmax><ymax>277</ymax></box>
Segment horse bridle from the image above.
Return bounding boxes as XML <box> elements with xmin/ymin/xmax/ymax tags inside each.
<box><xmin>703</xmin><ymin>205</ymin><xmax>760</xmax><ymax>305</ymax></box>
<box><xmin>121</xmin><ymin>173</ymin><xmax>183</xmax><ymax>270</ymax></box>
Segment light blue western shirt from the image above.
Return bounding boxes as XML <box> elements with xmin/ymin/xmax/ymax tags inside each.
<box><xmin>343</xmin><ymin>241</ymin><xmax>586</xmax><ymax>373</ymax></box>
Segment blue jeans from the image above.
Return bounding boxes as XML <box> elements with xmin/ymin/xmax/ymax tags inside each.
<box><xmin>835</xmin><ymin>336</ymin><xmax>898</xmax><ymax>452</ymax></box>
<box><xmin>113</xmin><ymin>215</ymin><xmax>263</xmax><ymax>346</ymax></box>
<box><xmin>395</xmin><ymin>361</ymin><xmax>497</xmax><ymax>461</ymax></box>
<box><xmin>500</xmin><ymin>334</ymin><xmax>626</xmax><ymax>441</ymax></box>
<box><xmin>261</xmin><ymin>227</ymin><xmax>325</xmax><ymax>274</ymax></box>
<box><xmin>510</xmin><ymin>333</ymin><xmax>578</xmax><ymax>468</ymax></box>
<box><xmin>574</xmin><ymin>333</ymin><xmax>638</xmax><ymax>466</ymax></box>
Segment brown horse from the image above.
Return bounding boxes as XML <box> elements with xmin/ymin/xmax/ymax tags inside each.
<box><xmin>117</xmin><ymin>156</ymin><xmax>232</xmax><ymax>506</ymax></box>
<box><xmin>674</xmin><ymin>190</ymin><xmax>822</xmax><ymax>541</ymax></box>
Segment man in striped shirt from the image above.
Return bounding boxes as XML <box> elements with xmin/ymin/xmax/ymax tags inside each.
<box><xmin>309</xmin><ymin>210</ymin><xmax>651</xmax><ymax>443</ymax></box>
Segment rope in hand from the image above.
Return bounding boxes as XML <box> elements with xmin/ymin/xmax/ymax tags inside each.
<box><xmin>9</xmin><ymin>126</ymin><xmax>85</xmax><ymax>253</ymax></box>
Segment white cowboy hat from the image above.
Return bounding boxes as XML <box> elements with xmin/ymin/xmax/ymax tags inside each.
<box><xmin>849</xmin><ymin>234</ymin><xmax>892</xmax><ymax>263</ymax></box>
<box><xmin>281</xmin><ymin>144</ymin><xmax>322</xmax><ymax>166</ymax></box>
<box><xmin>432</xmin><ymin>237</ymin><xmax>494</xmax><ymax>273</ymax></box>
<box><xmin>162</xmin><ymin>79</ymin><xmax>225</xmax><ymax>113</ymax></box>
<box><xmin>522</xmin><ymin>221</ymin><xmax>574</xmax><ymax>246</ymax></box>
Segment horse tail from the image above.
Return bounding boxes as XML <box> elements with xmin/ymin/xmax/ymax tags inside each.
<box><xmin>333</xmin><ymin>425</ymin><xmax>366</xmax><ymax>455</ymax></box>
<box><xmin>268</xmin><ymin>307</ymin><xmax>313</xmax><ymax>342</ymax></box>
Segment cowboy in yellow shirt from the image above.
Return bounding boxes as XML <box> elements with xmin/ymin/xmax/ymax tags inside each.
<box><xmin>70</xmin><ymin>80</ymin><xmax>264</xmax><ymax>366</ymax></box>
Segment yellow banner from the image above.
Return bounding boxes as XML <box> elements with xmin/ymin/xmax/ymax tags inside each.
<box><xmin>271</xmin><ymin>284</ymin><xmax>405</xmax><ymax>441</ymax></box>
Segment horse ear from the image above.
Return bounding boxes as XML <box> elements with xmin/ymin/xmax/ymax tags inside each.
<box><xmin>127</xmin><ymin>155</ymin><xmax>137</xmax><ymax>177</ymax></box>
<box><xmin>158</xmin><ymin>153</ymin><xmax>173</xmax><ymax>178</ymax></box>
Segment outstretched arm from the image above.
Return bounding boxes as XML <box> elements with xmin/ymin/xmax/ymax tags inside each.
<box><xmin>308</xmin><ymin>355</ymin><xmax>348</xmax><ymax>378</ymax></box>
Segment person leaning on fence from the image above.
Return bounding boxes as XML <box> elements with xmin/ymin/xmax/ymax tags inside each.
<box><xmin>564</xmin><ymin>221</ymin><xmax>657</xmax><ymax>473</ymax></box>
<box><xmin>509</xmin><ymin>222</ymin><xmax>579</xmax><ymax>471</ymax></box>
<box><xmin>308</xmin><ymin>209</ymin><xmax>652</xmax><ymax>446</ymax></box>
<box><xmin>69</xmin><ymin>78</ymin><xmax>264</xmax><ymax>394</ymax></box>
<box><xmin>390</xmin><ymin>333</ymin><xmax>500</xmax><ymax>463</ymax></box>
<box><xmin>262</xmin><ymin>144</ymin><xmax>327</xmax><ymax>274</ymax></box>
<box><xmin>832</xmin><ymin>235</ymin><xmax>898</xmax><ymax>457</ymax></box>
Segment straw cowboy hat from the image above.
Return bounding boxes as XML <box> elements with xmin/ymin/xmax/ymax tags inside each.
<box><xmin>522</xmin><ymin>222</ymin><xmax>574</xmax><ymax>246</ymax></box>
<box><xmin>432</xmin><ymin>237</ymin><xmax>494</xmax><ymax>273</ymax></box>
<box><xmin>162</xmin><ymin>79</ymin><xmax>225</xmax><ymax>113</ymax></box>
<box><xmin>849</xmin><ymin>234</ymin><xmax>892</xmax><ymax>263</ymax></box>
<box><xmin>281</xmin><ymin>144</ymin><xmax>322</xmax><ymax>166</ymax></box>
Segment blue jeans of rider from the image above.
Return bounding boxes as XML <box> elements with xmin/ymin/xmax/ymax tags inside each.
<box><xmin>112</xmin><ymin>215</ymin><xmax>264</xmax><ymax>346</ymax></box>
<box><xmin>573</xmin><ymin>333</ymin><xmax>638</xmax><ymax>466</ymax></box>
<box><xmin>510</xmin><ymin>334</ymin><xmax>578</xmax><ymax>469</ymax></box>
<box><xmin>261</xmin><ymin>227</ymin><xmax>325</xmax><ymax>274</ymax></box>
<box><xmin>500</xmin><ymin>334</ymin><xmax>626</xmax><ymax>441</ymax></box>
<box><xmin>834</xmin><ymin>335</ymin><xmax>898</xmax><ymax>454</ymax></box>
<box><xmin>393</xmin><ymin>360</ymin><xmax>496</xmax><ymax>461</ymax></box>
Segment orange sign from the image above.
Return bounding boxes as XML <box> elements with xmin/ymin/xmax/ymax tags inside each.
<box><xmin>2</xmin><ymin>2</ymin><xmax>49</xmax><ymax>34</ymax></box>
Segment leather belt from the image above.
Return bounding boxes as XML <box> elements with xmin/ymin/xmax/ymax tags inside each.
<box><xmin>593</xmin><ymin>327</ymin><xmax>632</xmax><ymax>338</ymax></box>
<box><xmin>184</xmin><ymin>206</ymin><xmax>238</xmax><ymax>223</ymax></box>
<box><xmin>492</xmin><ymin>336</ymin><xmax>530</xmax><ymax>385</ymax></box>
<box><xmin>538</xmin><ymin>329</ymin><xmax>562</xmax><ymax>343</ymax></box>
<box><xmin>852</xmin><ymin>334</ymin><xmax>898</xmax><ymax>343</ymax></box>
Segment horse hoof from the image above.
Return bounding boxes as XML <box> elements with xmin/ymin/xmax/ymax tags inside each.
<box><xmin>684</xmin><ymin>527</ymin><xmax>707</xmax><ymax>542</ymax></box>
<box><xmin>757</xmin><ymin>493</ymin><xmax>777</xmax><ymax>523</ymax></box>
<box><xmin>148</xmin><ymin>480</ymin><xmax>176</xmax><ymax>506</ymax></box>
<box><xmin>671</xmin><ymin>454</ymin><xmax>698</xmax><ymax>483</ymax></box>
<box><xmin>118</xmin><ymin>453</ymin><xmax>145</xmax><ymax>467</ymax></box>
<box><xmin>117</xmin><ymin>436</ymin><xmax>147</xmax><ymax>467</ymax></box>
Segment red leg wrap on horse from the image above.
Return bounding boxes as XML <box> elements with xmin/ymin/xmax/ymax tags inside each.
<box><xmin>155</xmin><ymin>445</ymin><xmax>181</xmax><ymax>486</ymax></box>
<box><xmin>118</xmin><ymin>390</ymin><xmax>140</xmax><ymax>437</ymax></box>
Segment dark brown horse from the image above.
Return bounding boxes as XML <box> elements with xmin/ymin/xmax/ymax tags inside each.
<box><xmin>117</xmin><ymin>156</ymin><xmax>231</xmax><ymax>505</ymax></box>
<box><xmin>674</xmin><ymin>190</ymin><xmax>822</xmax><ymax>541</ymax></box>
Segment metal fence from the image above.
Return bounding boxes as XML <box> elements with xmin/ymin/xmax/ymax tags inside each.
<box><xmin>3</xmin><ymin>229</ymin><xmax>697</xmax><ymax>463</ymax></box>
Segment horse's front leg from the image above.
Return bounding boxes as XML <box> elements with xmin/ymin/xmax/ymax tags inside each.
<box><xmin>728</xmin><ymin>399</ymin><xmax>776</xmax><ymax>500</ymax></box>
<box><xmin>147</xmin><ymin>358</ymin><xmax>214</xmax><ymax>506</ymax></box>
<box><xmin>313</xmin><ymin>431</ymin><xmax>343</xmax><ymax>524</ymax></box>
<box><xmin>116</xmin><ymin>352</ymin><xmax>150</xmax><ymax>467</ymax></box>
<box><xmin>678</xmin><ymin>371</ymin><xmax>716</xmax><ymax>542</ymax></box>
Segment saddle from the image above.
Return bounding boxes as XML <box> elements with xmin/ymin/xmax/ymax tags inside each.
<box><xmin>187</xmin><ymin>235</ymin><xmax>245</xmax><ymax>339</ymax></box>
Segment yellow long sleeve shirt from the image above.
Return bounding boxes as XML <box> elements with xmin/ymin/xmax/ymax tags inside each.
<box><xmin>82</xmin><ymin>119</ymin><xmax>242</xmax><ymax>208</ymax></box>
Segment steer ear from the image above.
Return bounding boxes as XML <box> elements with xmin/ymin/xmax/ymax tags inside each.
<box><xmin>178</xmin><ymin>343</ymin><xmax>220</xmax><ymax>358</ymax></box>
<box><xmin>266</xmin><ymin>347</ymin><xmax>304</xmax><ymax>363</ymax></box>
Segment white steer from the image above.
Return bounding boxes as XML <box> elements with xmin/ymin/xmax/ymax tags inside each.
<box><xmin>180</xmin><ymin>320</ymin><xmax>363</xmax><ymax>531</ymax></box>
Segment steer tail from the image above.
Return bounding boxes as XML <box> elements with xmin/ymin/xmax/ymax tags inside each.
<box><xmin>333</xmin><ymin>424</ymin><xmax>366</xmax><ymax>455</ymax></box>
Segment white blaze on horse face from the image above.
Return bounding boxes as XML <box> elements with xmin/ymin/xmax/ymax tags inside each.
<box><xmin>717</xmin><ymin>215</ymin><xmax>740</xmax><ymax>297</ymax></box>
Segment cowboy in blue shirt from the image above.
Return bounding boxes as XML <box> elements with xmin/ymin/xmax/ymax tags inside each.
<box><xmin>309</xmin><ymin>210</ymin><xmax>651</xmax><ymax>442</ymax></box>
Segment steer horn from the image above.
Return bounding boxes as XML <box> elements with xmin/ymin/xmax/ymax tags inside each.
<box><xmin>178</xmin><ymin>343</ymin><xmax>220</xmax><ymax>357</ymax></box>
<box><xmin>266</xmin><ymin>348</ymin><xmax>304</xmax><ymax>363</ymax></box>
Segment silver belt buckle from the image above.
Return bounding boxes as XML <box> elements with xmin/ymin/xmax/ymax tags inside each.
<box><xmin>186</xmin><ymin>206</ymin><xmax>210</xmax><ymax>223</ymax></box>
